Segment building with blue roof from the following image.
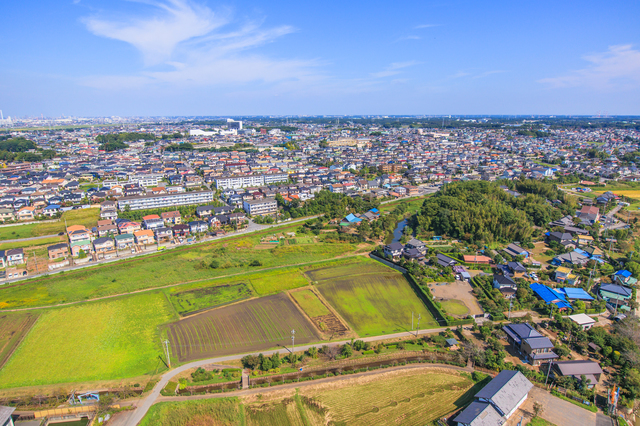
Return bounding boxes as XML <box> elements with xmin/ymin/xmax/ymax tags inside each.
<box><xmin>530</xmin><ymin>283</ymin><xmax>572</xmax><ymax>310</ymax></box>
<box><xmin>555</xmin><ymin>287</ymin><xmax>594</xmax><ymax>301</ymax></box>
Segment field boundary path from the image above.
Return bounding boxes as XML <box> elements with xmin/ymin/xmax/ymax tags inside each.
<box><xmin>0</xmin><ymin>233</ymin><xmax>60</xmax><ymax>243</ymax></box>
<box><xmin>121</xmin><ymin>326</ymin><xmax>456</xmax><ymax>426</ymax></box>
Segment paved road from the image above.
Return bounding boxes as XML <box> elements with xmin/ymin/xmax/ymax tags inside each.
<box><xmin>120</xmin><ymin>326</ymin><xmax>451</xmax><ymax>426</ymax></box>
<box><xmin>596</xmin><ymin>413</ymin><xmax>615</xmax><ymax>426</ymax></box>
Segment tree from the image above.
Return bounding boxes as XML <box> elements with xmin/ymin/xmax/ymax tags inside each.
<box><xmin>341</xmin><ymin>344</ymin><xmax>353</xmax><ymax>358</ymax></box>
<box><xmin>533</xmin><ymin>401</ymin><xmax>544</xmax><ymax>418</ymax></box>
<box><xmin>241</xmin><ymin>354</ymin><xmax>259</xmax><ymax>370</ymax></box>
<box><xmin>261</xmin><ymin>357</ymin><xmax>273</xmax><ymax>371</ymax></box>
<box><xmin>322</xmin><ymin>345</ymin><xmax>340</xmax><ymax>360</ymax></box>
<box><xmin>270</xmin><ymin>353</ymin><xmax>281</xmax><ymax>368</ymax></box>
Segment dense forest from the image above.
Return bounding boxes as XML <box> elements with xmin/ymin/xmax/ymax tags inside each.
<box><xmin>277</xmin><ymin>190</ymin><xmax>379</xmax><ymax>220</ymax></box>
<box><xmin>0</xmin><ymin>137</ymin><xmax>56</xmax><ymax>162</ymax></box>
<box><xmin>411</xmin><ymin>180</ymin><xmax>564</xmax><ymax>244</ymax></box>
<box><xmin>97</xmin><ymin>132</ymin><xmax>155</xmax><ymax>152</ymax></box>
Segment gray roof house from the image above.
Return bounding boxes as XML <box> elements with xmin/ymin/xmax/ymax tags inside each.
<box><xmin>454</xmin><ymin>370</ymin><xmax>533</xmax><ymax>426</ymax></box>
<box><xmin>0</xmin><ymin>405</ymin><xmax>16</xmax><ymax>426</ymax></box>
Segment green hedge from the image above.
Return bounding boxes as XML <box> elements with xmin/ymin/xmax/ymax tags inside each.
<box><xmin>551</xmin><ymin>390</ymin><xmax>597</xmax><ymax>413</ymax></box>
<box><xmin>406</xmin><ymin>273</ymin><xmax>473</xmax><ymax>327</ymax></box>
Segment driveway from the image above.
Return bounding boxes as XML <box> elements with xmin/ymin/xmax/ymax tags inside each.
<box><xmin>508</xmin><ymin>386</ymin><xmax>597</xmax><ymax>426</ymax></box>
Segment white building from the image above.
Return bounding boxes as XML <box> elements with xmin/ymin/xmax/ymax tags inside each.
<box><xmin>215</xmin><ymin>173</ymin><xmax>288</xmax><ymax>189</ymax></box>
<box><xmin>118</xmin><ymin>190</ymin><xmax>214</xmax><ymax>211</ymax></box>
<box><xmin>243</xmin><ymin>198</ymin><xmax>277</xmax><ymax>216</ymax></box>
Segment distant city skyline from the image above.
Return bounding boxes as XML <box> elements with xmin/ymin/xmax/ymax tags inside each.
<box><xmin>2</xmin><ymin>0</ymin><xmax>640</xmax><ymax>116</ymax></box>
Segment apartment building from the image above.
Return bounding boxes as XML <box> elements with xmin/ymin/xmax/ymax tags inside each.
<box><xmin>117</xmin><ymin>190</ymin><xmax>214</xmax><ymax>211</ymax></box>
<box><xmin>128</xmin><ymin>173</ymin><xmax>163</xmax><ymax>187</ymax></box>
<box><xmin>243</xmin><ymin>198</ymin><xmax>277</xmax><ymax>216</ymax></box>
<box><xmin>214</xmin><ymin>173</ymin><xmax>288</xmax><ymax>189</ymax></box>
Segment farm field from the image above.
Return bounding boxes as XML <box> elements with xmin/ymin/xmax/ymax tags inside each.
<box><xmin>249</xmin><ymin>268</ymin><xmax>309</xmax><ymax>295</ymax></box>
<box><xmin>0</xmin><ymin>312</ymin><xmax>39</xmax><ymax>369</ymax></box>
<box><xmin>167</xmin><ymin>293</ymin><xmax>321</xmax><ymax>362</ymax></box>
<box><xmin>0</xmin><ymin>293</ymin><xmax>174</xmax><ymax>389</ymax></box>
<box><xmin>245</xmin><ymin>393</ymin><xmax>324</xmax><ymax>426</ymax></box>
<box><xmin>306</xmin><ymin>369</ymin><xmax>475</xmax><ymax>426</ymax></box>
<box><xmin>168</xmin><ymin>282</ymin><xmax>253</xmax><ymax>316</ymax></box>
<box><xmin>310</xmin><ymin>260</ymin><xmax>436</xmax><ymax>336</ymax></box>
<box><xmin>290</xmin><ymin>289</ymin><xmax>329</xmax><ymax>318</ymax></box>
<box><xmin>0</xmin><ymin>208</ymin><xmax>100</xmax><ymax>241</ymax></box>
<box><xmin>0</xmin><ymin>232</ymin><xmax>355</xmax><ymax>310</ymax></box>
<box><xmin>138</xmin><ymin>398</ymin><xmax>243</xmax><ymax>426</ymax></box>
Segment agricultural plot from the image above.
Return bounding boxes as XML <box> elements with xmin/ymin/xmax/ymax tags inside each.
<box><xmin>290</xmin><ymin>289</ymin><xmax>348</xmax><ymax>337</ymax></box>
<box><xmin>168</xmin><ymin>283</ymin><xmax>252</xmax><ymax>316</ymax></box>
<box><xmin>249</xmin><ymin>268</ymin><xmax>309</xmax><ymax>295</ymax></box>
<box><xmin>167</xmin><ymin>293</ymin><xmax>321</xmax><ymax>362</ymax></box>
<box><xmin>0</xmin><ymin>231</ymin><xmax>354</xmax><ymax>310</ymax></box>
<box><xmin>310</xmin><ymin>261</ymin><xmax>436</xmax><ymax>336</ymax></box>
<box><xmin>138</xmin><ymin>398</ymin><xmax>243</xmax><ymax>426</ymax></box>
<box><xmin>0</xmin><ymin>293</ymin><xmax>174</xmax><ymax>388</ymax></box>
<box><xmin>0</xmin><ymin>312</ymin><xmax>39</xmax><ymax>369</ymax></box>
<box><xmin>307</xmin><ymin>370</ymin><xmax>475</xmax><ymax>426</ymax></box>
<box><xmin>245</xmin><ymin>394</ymin><xmax>325</xmax><ymax>426</ymax></box>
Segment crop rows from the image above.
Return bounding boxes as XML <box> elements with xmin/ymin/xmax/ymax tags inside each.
<box><xmin>168</xmin><ymin>293</ymin><xmax>321</xmax><ymax>362</ymax></box>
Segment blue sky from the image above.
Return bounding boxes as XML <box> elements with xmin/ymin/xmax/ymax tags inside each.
<box><xmin>2</xmin><ymin>0</ymin><xmax>640</xmax><ymax>116</ymax></box>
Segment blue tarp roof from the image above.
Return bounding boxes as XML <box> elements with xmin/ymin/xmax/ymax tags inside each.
<box><xmin>615</xmin><ymin>270</ymin><xmax>632</xmax><ymax>278</ymax></box>
<box><xmin>344</xmin><ymin>213</ymin><xmax>362</xmax><ymax>223</ymax></box>
<box><xmin>556</xmin><ymin>287</ymin><xmax>594</xmax><ymax>301</ymax></box>
<box><xmin>530</xmin><ymin>283</ymin><xmax>572</xmax><ymax>309</ymax></box>
<box><xmin>369</xmin><ymin>208</ymin><xmax>379</xmax><ymax>213</ymax></box>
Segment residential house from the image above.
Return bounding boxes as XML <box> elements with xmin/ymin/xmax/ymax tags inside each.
<box><xmin>599</xmin><ymin>284</ymin><xmax>633</xmax><ymax>307</ymax></box>
<box><xmin>96</xmin><ymin>224</ymin><xmax>118</xmax><ymax>237</ymax></box>
<box><xmin>0</xmin><ymin>208</ymin><xmax>15</xmax><ymax>222</ymax></box>
<box><xmin>0</xmin><ymin>251</ymin><xmax>5</xmax><ymax>268</ymax></box>
<box><xmin>454</xmin><ymin>370</ymin><xmax>533</xmax><ymax>426</ymax></box>
<box><xmin>463</xmin><ymin>254</ymin><xmax>492</xmax><ymax>265</ymax></box>
<box><xmin>17</xmin><ymin>206</ymin><xmax>36</xmax><ymax>221</ymax></box>
<box><xmin>384</xmin><ymin>242</ymin><xmax>404</xmax><ymax>258</ymax></box>
<box><xmin>93</xmin><ymin>237</ymin><xmax>115</xmax><ymax>253</ymax></box>
<box><xmin>507</xmin><ymin>261</ymin><xmax>527</xmax><ymax>277</ymax></box>
<box><xmin>114</xmin><ymin>233</ymin><xmax>135</xmax><ymax>249</ymax></box>
<box><xmin>546</xmin><ymin>231</ymin><xmax>574</xmax><ymax>245</ymax></box>
<box><xmin>576</xmin><ymin>205</ymin><xmax>600</xmax><ymax>224</ymax></box>
<box><xmin>493</xmin><ymin>274</ymin><xmax>517</xmax><ymax>299</ymax></box>
<box><xmin>568</xmin><ymin>313</ymin><xmax>596</xmax><ymax>331</ymax></box>
<box><xmin>68</xmin><ymin>226</ymin><xmax>92</xmax><ymax>243</ymax></box>
<box><xmin>195</xmin><ymin>205</ymin><xmax>216</xmax><ymax>217</ymax></box>
<box><xmin>0</xmin><ymin>405</ymin><xmax>16</xmax><ymax>426</ymax></box>
<box><xmin>503</xmin><ymin>243</ymin><xmax>530</xmax><ymax>259</ymax></box>
<box><xmin>161</xmin><ymin>210</ymin><xmax>182</xmax><ymax>224</ymax></box>
<box><xmin>189</xmin><ymin>220</ymin><xmax>209</xmax><ymax>234</ymax></box>
<box><xmin>551</xmin><ymin>360</ymin><xmax>603</xmax><ymax>389</ymax></box>
<box><xmin>613</xmin><ymin>270</ymin><xmax>637</xmax><ymax>287</ymax></box>
<box><xmin>552</xmin><ymin>251</ymin><xmax>589</xmax><ymax>267</ymax></box>
<box><xmin>70</xmin><ymin>240</ymin><xmax>92</xmax><ymax>257</ymax></box>
<box><xmin>154</xmin><ymin>227</ymin><xmax>173</xmax><ymax>242</ymax></box>
<box><xmin>554</xmin><ymin>266</ymin><xmax>580</xmax><ymax>285</ymax></box>
<box><xmin>118</xmin><ymin>221</ymin><xmax>141</xmax><ymax>235</ymax></box>
<box><xmin>530</xmin><ymin>283</ymin><xmax>573</xmax><ymax>310</ymax></box>
<box><xmin>436</xmin><ymin>253</ymin><xmax>458</xmax><ymax>268</ymax></box>
<box><xmin>143</xmin><ymin>214</ymin><xmax>164</xmax><ymax>230</ymax></box>
<box><xmin>502</xmin><ymin>322</ymin><xmax>558</xmax><ymax>366</ymax></box>
<box><xmin>576</xmin><ymin>235</ymin><xmax>595</xmax><ymax>246</ymax></box>
<box><xmin>47</xmin><ymin>243</ymin><xmax>69</xmax><ymax>260</ymax></box>
<box><xmin>6</xmin><ymin>249</ymin><xmax>24</xmax><ymax>266</ymax></box>
<box><xmin>134</xmin><ymin>229</ymin><xmax>155</xmax><ymax>245</ymax></box>
<box><xmin>172</xmin><ymin>224</ymin><xmax>190</xmax><ymax>237</ymax></box>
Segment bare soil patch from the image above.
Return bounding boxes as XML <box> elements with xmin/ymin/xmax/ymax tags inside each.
<box><xmin>429</xmin><ymin>281</ymin><xmax>484</xmax><ymax>317</ymax></box>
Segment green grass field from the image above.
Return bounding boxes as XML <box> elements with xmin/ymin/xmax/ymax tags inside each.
<box><xmin>291</xmin><ymin>289</ymin><xmax>330</xmax><ymax>318</ymax></box>
<box><xmin>0</xmin><ymin>293</ymin><xmax>174</xmax><ymax>388</ymax></box>
<box><xmin>440</xmin><ymin>299</ymin><xmax>470</xmax><ymax>316</ymax></box>
<box><xmin>168</xmin><ymin>282</ymin><xmax>253</xmax><ymax>316</ymax></box>
<box><xmin>249</xmin><ymin>268</ymin><xmax>309</xmax><ymax>295</ymax></box>
<box><xmin>0</xmin><ymin>209</ymin><xmax>100</xmax><ymax>240</ymax></box>
<box><xmin>139</xmin><ymin>398</ymin><xmax>243</xmax><ymax>426</ymax></box>
<box><xmin>0</xmin><ymin>234</ymin><xmax>354</xmax><ymax>310</ymax></box>
<box><xmin>0</xmin><ymin>235</ymin><xmax>65</xmax><ymax>251</ymax></box>
<box><xmin>310</xmin><ymin>259</ymin><xmax>437</xmax><ymax>336</ymax></box>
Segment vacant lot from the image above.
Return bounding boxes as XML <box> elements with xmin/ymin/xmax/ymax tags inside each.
<box><xmin>0</xmin><ymin>293</ymin><xmax>174</xmax><ymax>388</ymax></box>
<box><xmin>0</xmin><ymin>312</ymin><xmax>39</xmax><ymax>369</ymax></box>
<box><xmin>430</xmin><ymin>281</ymin><xmax>484</xmax><ymax>317</ymax></box>
<box><xmin>308</xmin><ymin>369</ymin><xmax>475</xmax><ymax>426</ymax></box>
<box><xmin>310</xmin><ymin>260</ymin><xmax>436</xmax><ymax>336</ymax></box>
<box><xmin>168</xmin><ymin>283</ymin><xmax>252</xmax><ymax>316</ymax></box>
<box><xmin>139</xmin><ymin>398</ymin><xmax>243</xmax><ymax>426</ymax></box>
<box><xmin>167</xmin><ymin>293</ymin><xmax>321</xmax><ymax>362</ymax></box>
<box><xmin>0</xmin><ymin>233</ymin><xmax>354</xmax><ymax>310</ymax></box>
<box><xmin>249</xmin><ymin>268</ymin><xmax>309</xmax><ymax>295</ymax></box>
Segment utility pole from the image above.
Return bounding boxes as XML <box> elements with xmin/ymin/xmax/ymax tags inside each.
<box><xmin>415</xmin><ymin>314</ymin><xmax>421</xmax><ymax>337</ymax></box>
<box><xmin>412</xmin><ymin>311</ymin><xmax>414</xmax><ymax>331</ymax></box>
<box><xmin>545</xmin><ymin>359</ymin><xmax>553</xmax><ymax>388</ymax></box>
<box><xmin>291</xmin><ymin>329</ymin><xmax>295</xmax><ymax>354</ymax></box>
<box><xmin>508</xmin><ymin>299</ymin><xmax>513</xmax><ymax>319</ymax></box>
<box><xmin>162</xmin><ymin>339</ymin><xmax>171</xmax><ymax>368</ymax></box>
<box><xmin>33</xmin><ymin>251</ymin><xmax>38</xmax><ymax>274</ymax></box>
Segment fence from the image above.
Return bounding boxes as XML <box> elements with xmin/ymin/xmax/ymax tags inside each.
<box><xmin>368</xmin><ymin>253</ymin><xmax>408</xmax><ymax>273</ymax></box>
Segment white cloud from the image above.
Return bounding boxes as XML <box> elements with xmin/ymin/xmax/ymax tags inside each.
<box><xmin>371</xmin><ymin>61</ymin><xmax>419</xmax><ymax>78</ymax></box>
<box><xmin>539</xmin><ymin>44</ymin><xmax>640</xmax><ymax>90</ymax></box>
<box><xmin>414</xmin><ymin>24</ymin><xmax>439</xmax><ymax>29</ymax></box>
<box><xmin>81</xmin><ymin>0</ymin><xmax>319</xmax><ymax>89</ymax></box>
